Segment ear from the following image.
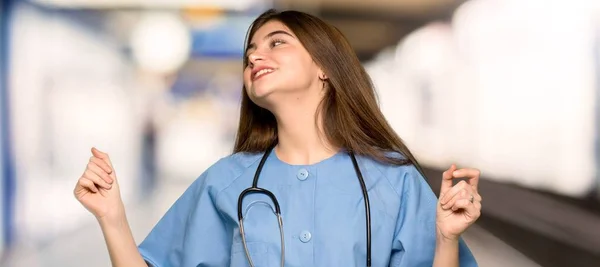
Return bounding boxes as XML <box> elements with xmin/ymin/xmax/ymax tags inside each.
<box><xmin>318</xmin><ymin>70</ymin><xmax>328</xmax><ymax>80</ymax></box>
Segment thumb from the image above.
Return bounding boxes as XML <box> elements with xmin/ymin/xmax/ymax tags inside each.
<box><xmin>440</xmin><ymin>164</ymin><xmax>457</xmax><ymax>197</ymax></box>
<box><xmin>91</xmin><ymin>147</ymin><xmax>113</xmax><ymax>168</ymax></box>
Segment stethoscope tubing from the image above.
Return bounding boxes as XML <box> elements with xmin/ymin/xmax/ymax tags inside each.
<box><xmin>237</xmin><ymin>144</ymin><xmax>372</xmax><ymax>267</ymax></box>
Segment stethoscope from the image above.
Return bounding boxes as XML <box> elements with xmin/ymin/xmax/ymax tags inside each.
<box><xmin>237</xmin><ymin>144</ymin><xmax>372</xmax><ymax>267</ymax></box>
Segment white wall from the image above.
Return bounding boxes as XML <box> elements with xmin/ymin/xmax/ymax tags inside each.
<box><xmin>370</xmin><ymin>0</ymin><xmax>600</xmax><ymax>198</ymax></box>
<box><xmin>0</xmin><ymin>57</ymin><xmax>5</xmax><ymax>259</ymax></box>
<box><xmin>9</xmin><ymin>4</ymin><xmax>144</xmax><ymax>241</ymax></box>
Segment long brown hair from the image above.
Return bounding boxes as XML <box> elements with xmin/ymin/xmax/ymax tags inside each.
<box><xmin>233</xmin><ymin>9</ymin><xmax>422</xmax><ymax>169</ymax></box>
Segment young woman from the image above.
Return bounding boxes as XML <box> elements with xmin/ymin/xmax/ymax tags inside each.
<box><xmin>74</xmin><ymin>9</ymin><xmax>481</xmax><ymax>267</ymax></box>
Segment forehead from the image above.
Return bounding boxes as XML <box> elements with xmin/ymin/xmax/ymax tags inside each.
<box><xmin>250</xmin><ymin>20</ymin><xmax>295</xmax><ymax>43</ymax></box>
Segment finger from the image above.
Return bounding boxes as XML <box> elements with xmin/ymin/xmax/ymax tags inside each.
<box><xmin>441</xmin><ymin>186</ymin><xmax>472</xmax><ymax>210</ymax></box>
<box><xmin>89</xmin><ymin>157</ymin><xmax>112</xmax><ymax>174</ymax></box>
<box><xmin>450</xmin><ymin>198</ymin><xmax>472</xmax><ymax>212</ymax></box>
<box><xmin>91</xmin><ymin>147</ymin><xmax>113</xmax><ymax>167</ymax></box>
<box><xmin>440</xmin><ymin>180</ymin><xmax>470</xmax><ymax>205</ymax></box>
<box><xmin>451</xmin><ymin>199</ymin><xmax>481</xmax><ymax>221</ymax></box>
<box><xmin>78</xmin><ymin>177</ymin><xmax>98</xmax><ymax>193</ymax></box>
<box><xmin>473</xmin><ymin>199</ymin><xmax>482</xmax><ymax>212</ymax></box>
<box><xmin>87</xmin><ymin>162</ymin><xmax>113</xmax><ymax>184</ymax></box>
<box><xmin>440</xmin><ymin>164</ymin><xmax>458</xmax><ymax>195</ymax></box>
<box><xmin>452</xmin><ymin>168</ymin><xmax>481</xmax><ymax>190</ymax></box>
<box><xmin>83</xmin><ymin>170</ymin><xmax>112</xmax><ymax>190</ymax></box>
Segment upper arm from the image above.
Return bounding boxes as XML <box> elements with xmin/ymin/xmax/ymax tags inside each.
<box><xmin>389</xmin><ymin>165</ymin><xmax>478</xmax><ymax>267</ymax></box>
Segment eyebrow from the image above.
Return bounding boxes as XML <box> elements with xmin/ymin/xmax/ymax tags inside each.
<box><xmin>246</xmin><ymin>30</ymin><xmax>294</xmax><ymax>53</ymax></box>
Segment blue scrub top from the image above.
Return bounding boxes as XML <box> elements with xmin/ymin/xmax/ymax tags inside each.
<box><xmin>138</xmin><ymin>149</ymin><xmax>478</xmax><ymax>267</ymax></box>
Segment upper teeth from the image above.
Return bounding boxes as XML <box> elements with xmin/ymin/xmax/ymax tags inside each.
<box><xmin>255</xmin><ymin>69</ymin><xmax>273</xmax><ymax>78</ymax></box>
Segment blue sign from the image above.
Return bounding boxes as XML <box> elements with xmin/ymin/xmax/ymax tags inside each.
<box><xmin>190</xmin><ymin>15</ymin><xmax>256</xmax><ymax>59</ymax></box>
<box><xmin>1</xmin><ymin>0</ymin><xmax>15</xmax><ymax>251</ymax></box>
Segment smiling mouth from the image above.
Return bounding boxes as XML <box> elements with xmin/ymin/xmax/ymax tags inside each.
<box><xmin>253</xmin><ymin>68</ymin><xmax>275</xmax><ymax>81</ymax></box>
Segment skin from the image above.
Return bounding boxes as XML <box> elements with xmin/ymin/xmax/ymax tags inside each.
<box><xmin>243</xmin><ymin>21</ymin><xmax>337</xmax><ymax>164</ymax></box>
<box><xmin>74</xmin><ymin>20</ymin><xmax>482</xmax><ymax>267</ymax></box>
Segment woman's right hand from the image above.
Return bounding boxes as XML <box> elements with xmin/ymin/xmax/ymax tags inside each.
<box><xmin>74</xmin><ymin>147</ymin><xmax>125</xmax><ymax>223</ymax></box>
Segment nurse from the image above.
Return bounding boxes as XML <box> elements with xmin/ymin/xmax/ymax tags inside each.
<box><xmin>74</xmin><ymin>9</ymin><xmax>482</xmax><ymax>267</ymax></box>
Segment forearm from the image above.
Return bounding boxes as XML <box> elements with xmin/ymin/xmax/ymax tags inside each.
<box><xmin>433</xmin><ymin>235</ymin><xmax>459</xmax><ymax>267</ymax></box>
<box><xmin>99</xmin><ymin>213</ymin><xmax>147</xmax><ymax>267</ymax></box>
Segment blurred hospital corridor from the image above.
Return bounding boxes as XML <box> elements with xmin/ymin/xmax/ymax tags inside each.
<box><xmin>1</xmin><ymin>0</ymin><xmax>600</xmax><ymax>266</ymax></box>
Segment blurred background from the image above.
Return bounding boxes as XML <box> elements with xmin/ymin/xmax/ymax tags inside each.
<box><xmin>0</xmin><ymin>0</ymin><xmax>599</xmax><ymax>266</ymax></box>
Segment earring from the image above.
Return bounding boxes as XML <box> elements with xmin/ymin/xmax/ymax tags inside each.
<box><xmin>319</xmin><ymin>72</ymin><xmax>327</xmax><ymax>80</ymax></box>
<box><xmin>319</xmin><ymin>73</ymin><xmax>328</xmax><ymax>90</ymax></box>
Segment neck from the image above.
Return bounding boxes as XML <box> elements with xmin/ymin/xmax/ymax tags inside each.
<box><xmin>272</xmin><ymin>96</ymin><xmax>338</xmax><ymax>165</ymax></box>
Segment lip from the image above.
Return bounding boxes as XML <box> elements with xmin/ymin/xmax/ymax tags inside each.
<box><xmin>251</xmin><ymin>66</ymin><xmax>276</xmax><ymax>81</ymax></box>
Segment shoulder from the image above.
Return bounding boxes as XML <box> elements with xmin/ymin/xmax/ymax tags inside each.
<box><xmin>190</xmin><ymin>151</ymin><xmax>264</xmax><ymax>193</ymax></box>
<box><xmin>358</xmin><ymin>151</ymin><xmax>426</xmax><ymax>196</ymax></box>
<box><xmin>207</xmin><ymin>151</ymin><xmax>263</xmax><ymax>177</ymax></box>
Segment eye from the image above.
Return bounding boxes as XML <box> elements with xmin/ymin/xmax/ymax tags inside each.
<box><xmin>270</xmin><ymin>39</ymin><xmax>285</xmax><ymax>48</ymax></box>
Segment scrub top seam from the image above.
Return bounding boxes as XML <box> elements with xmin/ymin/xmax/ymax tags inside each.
<box><xmin>370</xmin><ymin>161</ymin><xmax>403</xmax><ymax>199</ymax></box>
<box><xmin>312</xmin><ymin>164</ymin><xmax>318</xmax><ymax>266</ymax></box>
<box><xmin>214</xmin><ymin>154</ymin><xmax>263</xmax><ymax>220</ymax></box>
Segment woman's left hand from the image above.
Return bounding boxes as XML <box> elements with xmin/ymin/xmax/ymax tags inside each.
<box><xmin>436</xmin><ymin>164</ymin><xmax>482</xmax><ymax>241</ymax></box>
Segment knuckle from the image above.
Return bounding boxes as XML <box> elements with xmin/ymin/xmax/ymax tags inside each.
<box><xmin>450</xmin><ymin>186</ymin><xmax>460</xmax><ymax>193</ymax></box>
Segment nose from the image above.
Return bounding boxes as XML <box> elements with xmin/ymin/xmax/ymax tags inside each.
<box><xmin>248</xmin><ymin>52</ymin><xmax>264</xmax><ymax>64</ymax></box>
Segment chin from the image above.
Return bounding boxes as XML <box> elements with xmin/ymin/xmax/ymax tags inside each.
<box><xmin>248</xmin><ymin>85</ymin><xmax>276</xmax><ymax>108</ymax></box>
<box><xmin>250</xmin><ymin>85</ymin><xmax>273</xmax><ymax>98</ymax></box>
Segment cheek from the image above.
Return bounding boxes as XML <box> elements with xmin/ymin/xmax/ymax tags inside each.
<box><xmin>280</xmin><ymin>53</ymin><xmax>314</xmax><ymax>77</ymax></box>
<box><xmin>243</xmin><ymin>69</ymin><xmax>252</xmax><ymax>87</ymax></box>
